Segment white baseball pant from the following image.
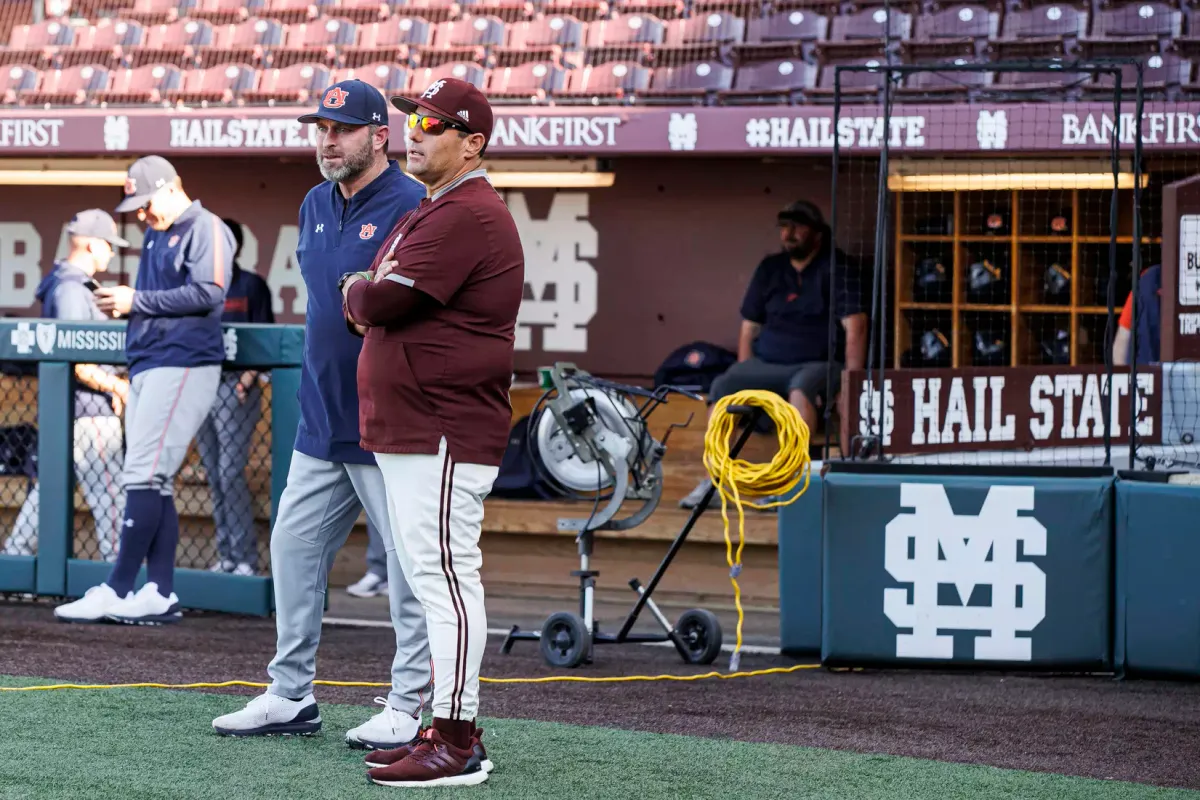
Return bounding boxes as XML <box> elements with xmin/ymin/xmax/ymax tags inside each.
<box><xmin>375</xmin><ymin>437</ymin><xmax>498</xmax><ymax>722</ymax></box>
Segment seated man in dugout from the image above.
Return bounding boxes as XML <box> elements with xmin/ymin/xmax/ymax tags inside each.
<box><xmin>680</xmin><ymin>200</ymin><xmax>867</xmax><ymax>510</ymax></box>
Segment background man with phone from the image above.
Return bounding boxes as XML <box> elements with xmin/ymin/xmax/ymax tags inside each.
<box><xmin>1</xmin><ymin>209</ymin><xmax>130</xmax><ymax>563</ymax></box>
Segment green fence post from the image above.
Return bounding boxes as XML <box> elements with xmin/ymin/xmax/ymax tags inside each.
<box><xmin>35</xmin><ymin>361</ymin><xmax>74</xmax><ymax>597</ymax></box>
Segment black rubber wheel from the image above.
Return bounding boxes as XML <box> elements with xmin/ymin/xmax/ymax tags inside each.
<box><xmin>676</xmin><ymin>608</ymin><xmax>723</xmax><ymax>665</ymax></box>
<box><xmin>539</xmin><ymin>611</ymin><xmax>591</xmax><ymax>668</ymax></box>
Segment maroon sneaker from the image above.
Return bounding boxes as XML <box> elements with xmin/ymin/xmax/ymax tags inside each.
<box><xmin>365</xmin><ymin>726</ymin><xmax>493</xmax><ymax>773</ymax></box>
<box><xmin>367</xmin><ymin>728</ymin><xmax>488</xmax><ymax>788</ymax></box>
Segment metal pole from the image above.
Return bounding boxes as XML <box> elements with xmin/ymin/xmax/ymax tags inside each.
<box><xmin>1129</xmin><ymin>63</ymin><xmax>1145</xmax><ymax>470</ymax></box>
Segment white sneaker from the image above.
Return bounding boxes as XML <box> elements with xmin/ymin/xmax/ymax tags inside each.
<box><xmin>346</xmin><ymin>697</ymin><xmax>421</xmax><ymax>750</ymax></box>
<box><xmin>106</xmin><ymin>582</ymin><xmax>182</xmax><ymax>625</ymax></box>
<box><xmin>212</xmin><ymin>692</ymin><xmax>321</xmax><ymax>737</ymax></box>
<box><xmin>210</xmin><ymin>560</ymin><xmax>234</xmax><ymax>573</ymax></box>
<box><xmin>346</xmin><ymin>572</ymin><xmax>387</xmax><ymax>598</ymax></box>
<box><xmin>54</xmin><ymin>583</ymin><xmax>129</xmax><ymax>623</ymax></box>
<box><xmin>232</xmin><ymin>563</ymin><xmax>256</xmax><ymax>577</ymax></box>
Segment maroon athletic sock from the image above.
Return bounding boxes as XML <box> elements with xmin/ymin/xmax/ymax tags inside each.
<box><xmin>432</xmin><ymin>717</ymin><xmax>475</xmax><ymax>750</ymax></box>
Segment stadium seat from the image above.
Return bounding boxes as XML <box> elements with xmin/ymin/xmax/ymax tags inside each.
<box><xmin>586</xmin><ymin>13</ymin><xmax>665</xmax><ymax>64</ymax></box>
<box><xmin>272</xmin><ymin>17</ymin><xmax>357</xmax><ymax>68</ymax></box>
<box><xmin>328</xmin><ymin>0</ymin><xmax>393</xmax><ymax>24</ymax></box>
<box><xmin>165</xmin><ymin>61</ymin><xmax>258</xmax><ymax>104</ymax></box>
<box><xmin>60</xmin><ymin>17</ymin><xmax>145</xmax><ymax>69</ymax></box>
<box><xmin>663</xmin><ymin>11</ymin><xmax>746</xmax><ymax>46</ymax></box>
<box><xmin>540</xmin><ymin>0</ymin><xmax>609</xmax><ymax>23</ymax></box>
<box><xmin>459</xmin><ymin>0</ymin><xmax>535</xmax><ymax>23</ymax></box>
<box><xmin>242</xmin><ymin>61</ymin><xmax>331</xmax><ymax>103</ymax></box>
<box><xmin>488</xmin><ymin>60</ymin><xmax>566</xmax><ymax>102</ymax></box>
<box><xmin>609</xmin><ymin>0</ymin><xmax>683</xmax><ymax>22</ymax></box>
<box><xmin>3</xmin><ymin>18</ymin><xmax>76</xmax><ymax>67</ymax></box>
<box><xmin>902</xmin><ymin>4</ymin><xmax>997</xmax><ymax>61</ymax></box>
<box><xmin>988</xmin><ymin>4</ymin><xmax>1088</xmax><ymax>59</ymax></box>
<box><xmin>344</xmin><ymin>16</ymin><xmax>430</xmax><ymax>65</ymax></box>
<box><xmin>497</xmin><ymin>14</ymin><xmax>585</xmax><ymax>65</ymax></box>
<box><xmin>253</xmin><ymin>0</ymin><xmax>321</xmax><ymax>24</ymax></box>
<box><xmin>21</xmin><ymin>63</ymin><xmax>110</xmax><ymax>105</ymax></box>
<box><xmin>556</xmin><ymin>59</ymin><xmax>649</xmax><ymax>102</ymax></box>
<box><xmin>743</xmin><ymin>9</ymin><xmax>829</xmax><ymax>57</ymax></box>
<box><xmin>817</xmin><ymin>7</ymin><xmax>912</xmax><ymax>61</ymax></box>
<box><xmin>116</xmin><ymin>0</ymin><xmax>194</xmax><ymax>25</ymax></box>
<box><xmin>336</xmin><ymin>60</ymin><xmax>410</xmax><ymax>94</ymax></box>
<box><xmin>186</xmin><ymin>0</ymin><xmax>249</xmax><ymax>24</ymax></box>
<box><xmin>642</xmin><ymin>59</ymin><xmax>733</xmax><ymax>103</ymax></box>
<box><xmin>990</xmin><ymin>66</ymin><xmax>1091</xmax><ymax>99</ymax></box>
<box><xmin>199</xmin><ymin>17</ymin><xmax>285</xmax><ymax>67</ymax></box>
<box><xmin>0</xmin><ymin>64</ymin><xmax>40</xmax><ymax>105</ymax></box>
<box><xmin>408</xmin><ymin>61</ymin><xmax>489</xmax><ymax>91</ymax></box>
<box><xmin>95</xmin><ymin>62</ymin><xmax>184</xmax><ymax>103</ymax></box>
<box><xmin>129</xmin><ymin>18</ymin><xmax>214</xmax><ymax>68</ymax></box>
<box><xmin>384</xmin><ymin>0</ymin><xmax>460</xmax><ymax>24</ymax></box>
<box><xmin>418</xmin><ymin>14</ymin><xmax>507</xmax><ymax>66</ymax></box>
<box><xmin>719</xmin><ymin>56</ymin><xmax>816</xmax><ymax>104</ymax></box>
<box><xmin>807</xmin><ymin>55</ymin><xmax>892</xmax><ymax>101</ymax></box>
<box><xmin>1080</xmin><ymin>2</ymin><xmax>1182</xmax><ymax>57</ymax></box>
<box><xmin>1085</xmin><ymin>53</ymin><xmax>1189</xmax><ymax>99</ymax></box>
<box><xmin>896</xmin><ymin>59</ymin><xmax>992</xmax><ymax>101</ymax></box>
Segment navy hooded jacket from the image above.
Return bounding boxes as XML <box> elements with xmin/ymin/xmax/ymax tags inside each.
<box><xmin>125</xmin><ymin>199</ymin><xmax>233</xmax><ymax>378</ymax></box>
<box><xmin>35</xmin><ymin>261</ymin><xmax>120</xmax><ymax>418</ymax></box>
<box><xmin>293</xmin><ymin>160</ymin><xmax>426</xmax><ymax>464</ymax></box>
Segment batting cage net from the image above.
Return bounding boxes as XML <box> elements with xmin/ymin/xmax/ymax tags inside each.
<box><xmin>0</xmin><ymin>368</ymin><xmax>273</xmax><ymax>575</ymax></box>
<box><xmin>827</xmin><ymin>57</ymin><xmax>1200</xmax><ymax>474</ymax></box>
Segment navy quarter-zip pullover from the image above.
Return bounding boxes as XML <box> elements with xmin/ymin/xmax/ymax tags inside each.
<box><xmin>294</xmin><ymin>160</ymin><xmax>425</xmax><ymax>464</ymax></box>
<box><xmin>126</xmin><ymin>199</ymin><xmax>233</xmax><ymax>377</ymax></box>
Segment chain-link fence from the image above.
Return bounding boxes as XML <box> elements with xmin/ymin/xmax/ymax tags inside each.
<box><xmin>0</xmin><ymin>367</ymin><xmax>274</xmax><ymax>575</ymax></box>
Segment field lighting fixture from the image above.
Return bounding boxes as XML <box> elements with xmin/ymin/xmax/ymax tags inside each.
<box><xmin>887</xmin><ymin>159</ymin><xmax>1149</xmax><ymax>192</ymax></box>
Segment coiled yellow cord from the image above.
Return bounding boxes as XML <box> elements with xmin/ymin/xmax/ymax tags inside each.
<box><xmin>703</xmin><ymin>390</ymin><xmax>812</xmax><ymax>672</ymax></box>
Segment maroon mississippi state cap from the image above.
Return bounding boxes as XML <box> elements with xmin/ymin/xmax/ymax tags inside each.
<box><xmin>391</xmin><ymin>78</ymin><xmax>494</xmax><ymax>142</ymax></box>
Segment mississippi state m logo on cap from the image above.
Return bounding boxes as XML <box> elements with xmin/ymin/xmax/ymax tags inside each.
<box><xmin>422</xmin><ymin>80</ymin><xmax>446</xmax><ymax>99</ymax></box>
<box><xmin>323</xmin><ymin>86</ymin><xmax>349</xmax><ymax>108</ymax></box>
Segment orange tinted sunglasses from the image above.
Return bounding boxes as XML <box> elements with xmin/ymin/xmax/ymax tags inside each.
<box><xmin>407</xmin><ymin>112</ymin><xmax>469</xmax><ymax>136</ymax></box>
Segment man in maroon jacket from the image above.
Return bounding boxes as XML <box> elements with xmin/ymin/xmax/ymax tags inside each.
<box><xmin>340</xmin><ymin>78</ymin><xmax>524</xmax><ymax>789</ymax></box>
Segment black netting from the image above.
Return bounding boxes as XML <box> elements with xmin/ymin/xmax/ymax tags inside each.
<box><xmin>0</xmin><ymin>372</ymin><xmax>39</xmax><ymax>558</ymax></box>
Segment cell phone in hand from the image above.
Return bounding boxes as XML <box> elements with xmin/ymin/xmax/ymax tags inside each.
<box><xmin>83</xmin><ymin>279</ymin><xmax>100</xmax><ymax>292</ymax></box>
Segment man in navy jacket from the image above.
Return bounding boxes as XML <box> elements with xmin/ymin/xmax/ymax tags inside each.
<box><xmin>212</xmin><ymin>80</ymin><xmax>433</xmax><ymax>753</ymax></box>
<box><xmin>55</xmin><ymin>156</ymin><xmax>230</xmax><ymax>625</ymax></box>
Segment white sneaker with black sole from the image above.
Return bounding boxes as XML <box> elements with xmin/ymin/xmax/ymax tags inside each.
<box><xmin>53</xmin><ymin>583</ymin><xmax>130</xmax><ymax>623</ymax></box>
<box><xmin>345</xmin><ymin>697</ymin><xmax>421</xmax><ymax>750</ymax></box>
<box><xmin>212</xmin><ymin>692</ymin><xmax>322</xmax><ymax>737</ymax></box>
<box><xmin>105</xmin><ymin>582</ymin><xmax>182</xmax><ymax>625</ymax></box>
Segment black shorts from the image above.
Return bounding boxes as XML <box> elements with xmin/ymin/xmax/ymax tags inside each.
<box><xmin>708</xmin><ymin>357</ymin><xmax>843</xmax><ymax>410</ymax></box>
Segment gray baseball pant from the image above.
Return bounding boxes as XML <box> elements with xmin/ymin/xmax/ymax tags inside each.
<box><xmin>4</xmin><ymin>416</ymin><xmax>125</xmax><ymax>561</ymax></box>
<box><xmin>266</xmin><ymin>449</ymin><xmax>432</xmax><ymax>713</ymax></box>
<box><xmin>365</xmin><ymin>518</ymin><xmax>387</xmax><ymax>580</ymax></box>
<box><xmin>123</xmin><ymin>365</ymin><xmax>222</xmax><ymax>495</ymax></box>
<box><xmin>196</xmin><ymin>373</ymin><xmax>262</xmax><ymax>567</ymax></box>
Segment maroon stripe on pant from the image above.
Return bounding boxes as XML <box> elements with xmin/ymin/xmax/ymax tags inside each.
<box><xmin>438</xmin><ymin>453</ymin><xmax>468</xmax><ymax>719</ymax></box>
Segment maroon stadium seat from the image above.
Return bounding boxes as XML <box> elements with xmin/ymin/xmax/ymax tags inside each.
<box><xmin>165</xmin><ymin>62</ymin><xmax>258</xmax><ymax>104</ymax></box>
<box><xmin>903</xmin><ymin>4</ymin><xmax>998</xmax><ymax>61</ymax></box>
<box><xmin>989</xmin><ymin>4</ymin><xmax>1088</xmax><ymax>59</ymax></box>
<box><xmin>326</xmin><ymin>0</ymin><xmax>392</xmax><ymax>24</ymax></box>
<box><xmin>255</xmin><ymin>0</ymin><xmax>321</xmax><ymax>24</ymax></box>
<box><xmin>897</xmin><ymin>59</ymin><xmax>992</xmax><ymax>101</ymax></box>
<box><xmin>95</xmin><ymin>62</ymin><xmax>184</xmax><ymax>103</ymax></box>
<box><xmin>384</xmin><ymin>0</ymin><xmax>460</xmax><ymax>24</ymax></box>
<box><xmin>116</xmin><ymin>0</ymin><xmax>189</xmax><ymax>25</ymax></box>
<box><xmin>540</xmin><ymin>0</ymin><xmax>609</xmax><ymax>23</ymax></box>
<box><xmin>128</xmin><ymin>18</ymin><xmax>213</xmax><ymax>68</ymax></box>
<box><xmin>61</xmin><ymin>17</ymin><xmax>144</xmax><ymax>69</ymax></box>
<box><xmin>990</xmin><ymin>66</ymin><xmax>1090</xmax><ymax>99</ymax></box>
<box><xmin>557</xmin><ymin>59</ymin><xmax>649</xmax><ymax>102</ymax></box>
<box><xmin>0</xmin><ymin>64</ymin><xmax>41</xmax><ymax>104</ymax></box>
<box><xmin>409</xmin><ymin>61</ymin><xmax>489</xmax><ymax>91</ymax></box>
<box><xmin>459</xmin><ymin>0</ymin><xmax>535</xmax><ymax>23</ymax></box>
<box><xmin>242</xmin><ymin>61</ymin><xmax>331</xmax><ymax>102</ymax></box>
<box><xmin>585</xmin><ymin>12</ymin><xmax>664</xmax><ymax>64</ymax></box>
<box><xmin>336</xmin><ymin>61</ymin><xmax>410</xmax><ymax>94</ymax></box>
<box><xmin>488</xmin><ymin>60</ymin><xmax>566</xmax><ymax>102</ymax></box>
<box><xmin>271</xmin><ymin>17</ymin><xmax>358</xmax><ymax>68</ymax></box>
<box><xmin>719</xmin><ymin>57</ymin><xmax>816</xmax><ymax>104</ymax></box>
<box><xmin>808</xmin><ymin>55</ymin><xmax>891</xmax><ymax>100</ymax></box>
<box><xmin>199</xmin><ymin>17</ymin><xmax>285</xmax><ymax>67</ymax></box>
<box><xmin>1086</xmin><ymin>53</ymin><xmax>1189</xmax><ymax>99</ymax></box>
<box><xmin>663</xmin><ymin>11</ymin><xmax>746</xmax><ymax>46</ymax></box>
<box><xmin>431</xmin><ymin>15</ymin><xmax>509</xmax><ymax>48</ymax></box>
<box><xmin>344</xmin><ymin>17</ymin><xmax>431</xmax><ymax>65</ymax></box>
<box><xmin>187</xmin><ymin>0</ymin><xmax>249</xmax><ymax>23</ymax></box>
<box><xmin>2</xmin><ymin>18</ymin><xmax>76</xmax><ymax>67</ymax></box>
<box><xmin>1081</xmin><ymin>2</ymin><xmax>1182</xmax><ymax>57</ymax></box>
<box><xmin>643</xmin><ymin>59</ymin><xmax>733</xmax><ymax>103</ymax></box>
<box><xmin>746</xmin><ymin>9</ymin><xmax>829</xmax><ymax>46</ymax></box>
<box><xmin>21</xmin><ymin>63</ymin><xmax>110</xmax><ymax>105</ymax></box>
<box><xmin>818</xmin><ymin>7</ymin><xmax>912</xmax><ymax>61</ymax></box>
<box><xmin>609</xmin><ymin>0</ymin><xmax>683</xmax><ymax>22</ymax></box>
<box><xmin>504</xmin><ymin>14</ymin><xmax>586</xmax><ymax>51</ymax></box>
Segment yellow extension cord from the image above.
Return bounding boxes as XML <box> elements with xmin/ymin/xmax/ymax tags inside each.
<box><xmin>703</xmin><ymin>389</ymin><xmax>813</xmax><ymax>673</ymax></box>
<box><xmin>0</xmin><ymin>390</ymin><xmax>816</xmax><ymax>695</ymax></box>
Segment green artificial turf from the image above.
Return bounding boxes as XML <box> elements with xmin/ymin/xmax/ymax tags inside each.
<box><xmin>0</xmin><ymin>676</ymin><xmax>1195</xmax><ymax>800</ymax></box>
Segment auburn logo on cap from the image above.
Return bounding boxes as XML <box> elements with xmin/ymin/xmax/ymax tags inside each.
<box><xmin>323</xmin><ymin>86</ymin><xmax>349</xmax><ymax>108</ymax></box>
<box><xmin>360</xmin><ymin>224</ymin><xmax>377</xmax><ymax>240</ymax></box>
<box><xmin>124</xmin><ymin>177</ymin><xmax>137</xmax><ymax>195</ymax></box>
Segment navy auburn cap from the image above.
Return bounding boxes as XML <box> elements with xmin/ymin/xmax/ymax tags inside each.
<box><xmin>114</xmin><ymin>155</ymin><xmax>178</xmax><ymax>214</ymax></box>
<box><xmin>298</xmin><ymin>79</ymin><xmax>389</xmax><ymax>127</ymax></box>
<box><xmin>391</xmin><ymin>77</ymin><xmax>494</xmax><ymax>142</ymax></box>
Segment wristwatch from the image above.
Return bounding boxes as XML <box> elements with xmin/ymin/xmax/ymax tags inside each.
<box><xmin>337</xmin><ymin>271</ymin><xmax>358</xmax><ymax>292</ymax></box>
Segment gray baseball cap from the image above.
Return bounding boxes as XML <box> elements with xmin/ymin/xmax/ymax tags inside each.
<box><xmin>114</xmin><ymin>155</ymin><xmax>178</xmax><ymax>213</ymax></box>
<box><xmin>66</xmin><ymin>208</ymin><xmax>130</xmax><ymax>248</ymax></box>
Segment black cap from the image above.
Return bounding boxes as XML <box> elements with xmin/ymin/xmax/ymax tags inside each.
<box><xmin>115</xmin><ymin>155</ymin><xmax>178</xmax><ymax>214</ymax></box>
<box><xmin>777</xmin><ymin>200</ymin><xmax>828</xmax><ymax>231</ymax></box>
<box><xmin>298</xmin><ymin>80</ymin><xmax>389</xmax><ymax>127</ymax></box>
<box><xmin>66</xmin><ymin>208</ymin><xmax>130</xmax><ymax>247</ymax></box>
